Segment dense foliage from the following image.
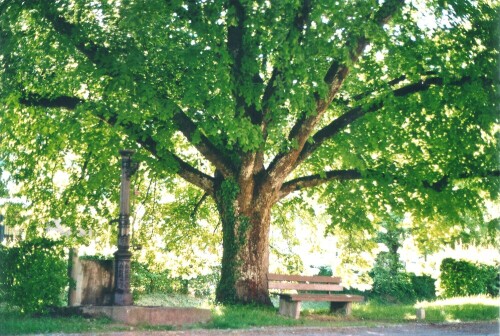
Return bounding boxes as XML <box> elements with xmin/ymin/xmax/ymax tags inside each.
<box><xmin>369</xmin><ymin>251</ymin><xmax>417</xmax><ymax>303</ymax></box>
<box><xmin>318</xmin><ymin>261</ymin><xmax>435</xmax><ymax>303</ymax></box>
<box><xmin>440</xmin><ymin>258</ymin><xmax>499</xmax><ymax>297</ymax></box>
<box><xmin>410</xmin><ymin>274</ymin><xmax>436</xmax><ymax>301</ymax></box>
<box><xmin>0</xmin><ymin>0</ymin><xmax>498</xmax><ymax>303</ymax></box>
<box><xmin>132</xmin><ymin>261</ymin><xmax>220</xmax><ymax>299</ymax></box>
<box><xmin>0</xmin><ymin>238</ymin><xmax>71</xmax><ymax>314</ymax></box>
<box><xmin>368</xmin><ymin>216</ymin><xmax>436</xmax><ymax>303</ymax></box>
<box><xmin>131</xmin><ymin>261</ymin><xmax>179</xmax><ymax>296</ymax></box>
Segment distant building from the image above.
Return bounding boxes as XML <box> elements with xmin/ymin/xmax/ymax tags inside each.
<box><xmin>0</xmin><ymin>215</ymin><xmax>17</xmax><ymax>243</ymax></box>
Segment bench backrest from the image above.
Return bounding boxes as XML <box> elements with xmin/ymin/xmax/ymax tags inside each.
<box><xmin>267</xmin><ymin>273</ymin><xmax>343</xmax><ymax>292</ymax></box>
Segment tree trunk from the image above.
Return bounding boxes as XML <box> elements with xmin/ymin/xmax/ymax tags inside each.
<box><xmin>214</xmin><ymin>179</ymin><xmax>273</xmax><ymax>305</ymax></box>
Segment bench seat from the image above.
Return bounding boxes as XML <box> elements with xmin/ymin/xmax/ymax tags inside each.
<box><xmin>279</xmin><ymin>293</ymin><xmax>364</xmax><ymax>302</ymax></box>
<box><xmin>268</xmin><ymin>273</ymin><xmax>363</xmax><ymax>319</ymax></box>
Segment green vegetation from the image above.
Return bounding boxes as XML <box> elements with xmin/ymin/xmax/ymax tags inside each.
<box><xmin>0</xmin><ymin>295</ymin><xmax>497</xmax><ymax>334</ymax></box>
<box><xmin>0</xmin><ymin>0</ymin><xmax>498</xmax><ymax>305</ymax></box>
<box><xmin>135</xmin><ymin>292</ymin><xmax>209</xmax><ymax>308</ymax></box>
<box><xmin>440</xmin><ymin>258</ymin><xmax>499</xmax><ymax>297</ymax></box>
<box><xmin>0</xmin><ymin>238</ymin><xmax>71</xmax><ymax>314</ymax></box>
<box><xmin>352</xmin><ymin>298</ymin><xmax>499</xmax><ymax>322</ymax></box>
<box><xmin>131</xmin><ymin>261</ymin><xmax>220</xmax><ymax>300</ymax></box>
<box><xmin>411</xmin><ymin>275</ymin><xmax>437</xmax><ymax>302</ymax></box>
<box><xmin>207</xmin><ymin>305</ymin><xmax>303</xmax><ymax>329</ymax></box>
<box><xmin>369</xmin><ymin>217</ymin><xmax>418</xmax><ymax>303</ymax></box>
<box><xmin>367</xmin><ymin>217</ymin><xmax>438</xmax><ymax>304</ymax></box>
<box><xmin>0</xmin><ymin>305</ymin><xmax>121</xmax><ymax>335</ymax></box>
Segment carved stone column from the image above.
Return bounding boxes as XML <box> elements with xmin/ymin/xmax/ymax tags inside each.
<box><xmin>113</xmin><ymin>149</ymin><xmax>138</xmax><ymax>306</ymax></box>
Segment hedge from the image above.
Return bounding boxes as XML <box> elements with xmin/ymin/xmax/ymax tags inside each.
<box><xmin>440</xmin><ymin>258</ymin><xmax>499</xmax><ymax>297</ymax></box>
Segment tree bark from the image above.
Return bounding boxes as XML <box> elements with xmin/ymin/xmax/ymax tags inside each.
<box><xmin>214</xmin><ymin>177</ymin><xmax>273</xmax><ymax>305</ymax></box>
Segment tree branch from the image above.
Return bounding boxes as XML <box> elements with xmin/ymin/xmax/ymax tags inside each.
<box><xmin>234</xmin><ymin>0</ymin><xmax>316</xmax><ymax>203</ymax></box>
<box><xmin>172</xmin><ymin>110</ymin><xmax>236</xmax><ymax>177</ymax></box>
<box><xmin>33</xmin><ymin>2</ymin><xmax>113</xmax><ymax>68</ymax></box>
<box><xmin>225</xmin><ymin>0</ymin><xmax>260</xmax><ymax>201</ymax></box>
<box><xmin>190</xmin><ymin>192</ymin><xmax>208</xmax><ymax>219</ymax></box>
<box><xmin>295</xmin><ymin>75</ymin><xmax>475</xmax><ymax>167</ymax></box>
<box><xmin>279</xmin><ymin>169</ymin><xmax>362</xmax><ymax>199</ymax></box>
<box><xmin>335</xmin><ymin>71</ymin><xmax>438</xmax><ymax>106</ymax></box>
<box><xmin>19</xmin><ymin>94</ymin><xmax>83</xmax><ymax>110</ymax></box>
<box><xmin>253</xmin><ymin>0</ymin><xmax>313</xmax><ymax>175</ymax></box>
<box><xmin>260</xmin><ymin>0</ymin><xmax>313</xmax><ymax>120</ymax></box>
<box><xmin>18</xmin><ymin>93</ymin><xmax>216</xmax><ymax>195</ymax></box>
<box><xmin>279</xmin><ymin>168</ymin><xmax>500</xmax><ymax>200</ymax></box>
<box><xmin>226</xmin><ymin>0</ymin><xmax>251</xmax><ymax>117</ymax></box>
<box><xmin>266</xmin><ymin>0</ymin><xmax>404</xmax><ymax>190</ymax></box>
<box><xmin>31</xmin><ymin>3</ymin><xmax>236</xmax><ymax>179</ymax></box>
<box><xmin>423</xmin><ymin>170</ymin><xmax>500</xmax><ymax>192</ymax></box>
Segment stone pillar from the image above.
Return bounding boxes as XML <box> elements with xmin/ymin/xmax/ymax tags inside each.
<box><xmin>68</xmin><ymin>248</ymin><xmax>82</xmax><ymax>306</ymax></box>
<box><xmin>113</xmin><ymin>150</ymin><xmax>138</xmax><ymax>306</ymax></box>
<box><xmin>278</xmin><ymin>297</ymin><xmax>301</xmax><ymax>319</ymax></box>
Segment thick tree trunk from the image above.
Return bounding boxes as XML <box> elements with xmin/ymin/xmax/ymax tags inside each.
<box><xmin>214</xmin><ymin>179</ymin><xmax>273</xmax><ymax>305</ymax></box>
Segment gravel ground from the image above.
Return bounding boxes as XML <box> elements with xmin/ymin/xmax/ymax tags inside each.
<box><xmin>56</xmin><ymin>321</ymin><xmax>498</xmax><ymax>336</ymax></box>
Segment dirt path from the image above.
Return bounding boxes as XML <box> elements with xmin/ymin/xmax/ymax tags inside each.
<box><xmin>60</xmin><ymin>321</ymin><xmax>498</xmax><ymax>336</ymax></box>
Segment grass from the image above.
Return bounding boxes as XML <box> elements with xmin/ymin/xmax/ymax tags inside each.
<box><xmin>0</xmin><ymin>306</ymin><xmax>124</xmax><ymax>335</ymax></box>
<box><xmin>307</xmin><ymin>296</ymin><xmax>499</xmax><ymax>323</ymax></box>
<box><xmin>205</xmin><ymin>304</ymin><xmax>304</xmax><ymax>329</ymax></box>
<box><xmin>0</xmin><ymin>295</ymin><xmax>497</xmax><ymax>334</ymax></box>
<box><xmin>135</xmin><ymin>292</ymin><xmax>210</xmax><ymax>308</ymax></box>
<box><xmin>418</xmin><ymin>297</ymin><xmax>499</xmax><ymax>322</ymax></box>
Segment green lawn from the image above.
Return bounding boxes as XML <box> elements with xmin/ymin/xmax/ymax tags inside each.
<box><xmin>0</xmin><ymin>295</ymin><xmax>498</xmax><ymax>335</ymax></box>
<box><xmin>0</xmin><ymin>308</ymin><xmax>124</xmax><ymax>335</ymax></box>
<box><xmin>302</xmin><ymin>296</ymin><xmax>499</xmax><ymax>323</ymax></box>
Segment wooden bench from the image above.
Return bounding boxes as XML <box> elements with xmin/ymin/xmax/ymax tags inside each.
<box><xmin>267</xmin><ymin>273</ymin><xmax>363</xmax><ymax>319</ymax></box>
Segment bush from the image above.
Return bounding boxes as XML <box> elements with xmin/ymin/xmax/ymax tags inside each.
<box><xmin>440</xmin><ymin>258</ymin><xmax>499</xmax><ymax>297</ymax></box>
<box><xmin>370</xmin><ymin>269</ymin><xmax>416</xmax><ymax>303</ymax></box>
<box><xmin>369</xmin><ymin>251</ymin><xmax>416</xmax><ymax>303</ymax></box>
<box><xmin>131</xmin><ymin>262</ymin><xmax>179</xmax><ymax>297</ymax></box>
<box><xmin>184</xmin><ymin>267</ymin><xmax>220</xmax><ymax>297</ymax></box>
<box><xmin>316</xmin><ymin>265</ymin><xmax>333</xmax><ymax>276</ymax></box>
<box><xmin>410</xmin><ymin>274</ymin><xmax>436</xmax><ymax>301</ymax></box>
<box><xmin>0</xmin><ymin>238</ymin><xmax>71</xmax><ymax>314</ymax></box>
<box><xmin>131</xmin><ymin>262</ymin><xmax>219</xmax><ymax>299</ymax></box>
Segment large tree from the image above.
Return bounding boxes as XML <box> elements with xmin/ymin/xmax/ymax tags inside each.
<box><xmin>0</xmin><ymin>0</ymin><xmax>498</xmax><ymax>304</ymax></box>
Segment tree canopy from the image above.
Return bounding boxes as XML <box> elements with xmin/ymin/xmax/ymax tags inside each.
<box><xmin>0</xmin><ymin>0</ymin><xmax>498</xmax><ymax>304</ymax></box>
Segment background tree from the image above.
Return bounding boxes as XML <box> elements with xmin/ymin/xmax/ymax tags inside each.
<box><xmin>369</xmin><ymin>214</ymin><xmax>416</xmax><ymax>303</ymax></box>
<box><xmin>0</xmin><ymin>0</ymin><xmax>498</xmax><ymax>305</ymax></box>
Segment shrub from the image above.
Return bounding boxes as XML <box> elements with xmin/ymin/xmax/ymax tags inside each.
<box><xmin>440</xmin><ymin>258</ymin><xmax>499</xmax><ymax>297</ymax></box>
<box><xmin>370</xmin><ymin>266</ymin><xmax>416</xmax><ymax>303</ymax></box>
<box><xmin>367</xmin><ymin>216</ymin><xmax>420</xmax><ymax>303</ymax></box>
<box><xmin>410</xmin><ymin>274</ymin><xmax>436</xmax><ymax>301</ymax></box>
<box><xmin>187</xmin><ymin>266</ymin><xmax>220</xmax><ymax>297</ymax></box>
<box><xmin>131</xmin><ymin>262</ymin><xmax>179</xmax><ymax>296</ymax></box>
<box><xmin>0</xmin><ymin>238</ymin><xmax>71</xmax><ymax>314</ymax></box>
<box><xmin>131</xmin><ymin>262</ymin><xmax>220</xmax><ymax>299</ymax></box>
<box><xmin>317</xmin><ymin>265</ymin><xmax>333</xmax><ymax>276</ymax></box>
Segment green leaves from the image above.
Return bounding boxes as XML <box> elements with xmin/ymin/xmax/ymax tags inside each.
<box><xmin>440</xmin><ymin>258</ymin><xmax>499</xmax><ymax>297</ymax></box>
<box><xmin>0</xmin><ymin>0</ymin><xmax>498</xmax><ymax>291</ymax></box>
<box><xmin>0</xmin><ymin>238</ymin><xmax>70</xmax><ymax>314</ymax></box>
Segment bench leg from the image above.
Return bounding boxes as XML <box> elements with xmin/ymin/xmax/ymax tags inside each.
<box><xmin>279</xmin><ymin>297</ymin><xmax>301</xmax><ymax>319</ymax></box>
<box><xmin>330</xmin><ymin>302</ymin><xmax>353</xmax><ymax>315</ymax></box>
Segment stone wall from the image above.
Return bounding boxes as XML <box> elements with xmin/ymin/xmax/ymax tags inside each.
<box><xmin>68</xmin><ymin>250</ymin><xmax>114</xmax><ymax>306</ymax></box>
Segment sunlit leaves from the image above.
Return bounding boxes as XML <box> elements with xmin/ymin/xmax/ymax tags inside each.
<box><xmin>129</xmin><ymin>177</ymin><xmax>221</xmax><ymax>276</ymax></box>
<box><xmin>0</xmin><ymin>0</ymin><xmax>498</xmax><ymax>277</ymax></box>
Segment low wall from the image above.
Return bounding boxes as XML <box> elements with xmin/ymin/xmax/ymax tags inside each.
<box><xmin>81</xmin><ymin>305</ymin><xmax>212</xmax><ymax>326</ymax></box>
<box><xmin>68</xmin><ymin>250</ymin><xmax>114</xmax><ymax>306</ymax></box>
<box><xmin>68</xmin><ymin>251</ymin><xmax>213</xmax><ymax>326</ymax></box>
